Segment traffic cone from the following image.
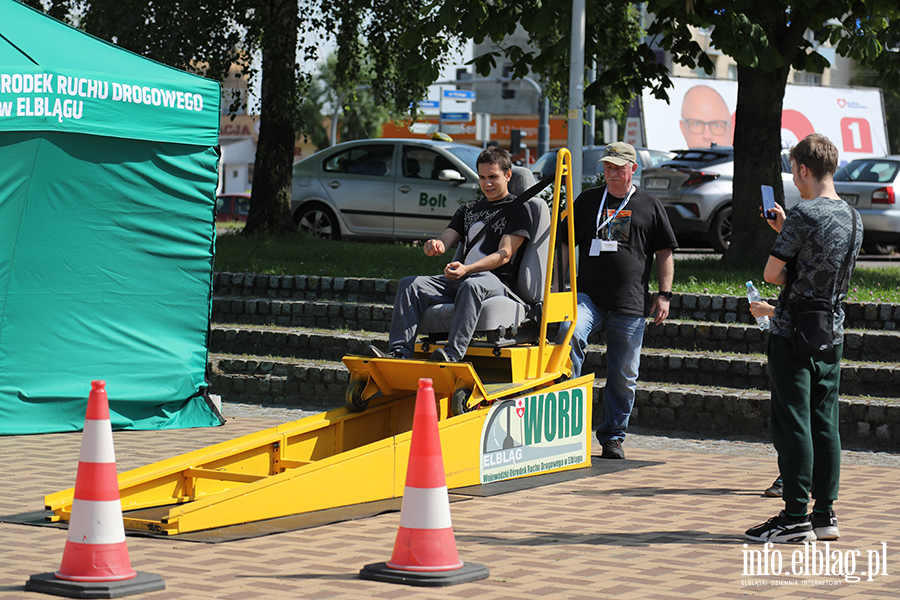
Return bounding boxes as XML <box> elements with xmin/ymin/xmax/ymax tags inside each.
<box><xmin>26</xmin><ymin>381</ymin><xmax>165</xmax><ymax>598</ymax></box>
<box><xmin>359</xmin><ymin>378</ymin><xmax>488</xmax><ymax>586</ymax></box>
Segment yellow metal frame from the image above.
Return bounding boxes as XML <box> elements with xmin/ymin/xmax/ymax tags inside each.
<box><xmin>44</xmin><ymin>149</ymin><xmax>590</xmax><ymax>536</ymax></box>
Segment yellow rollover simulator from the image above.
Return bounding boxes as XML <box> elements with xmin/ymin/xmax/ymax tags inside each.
<box><xmin>45</xmin><ymin>150</ymin><xmax>593</xmax><ymax>535</ymax></box>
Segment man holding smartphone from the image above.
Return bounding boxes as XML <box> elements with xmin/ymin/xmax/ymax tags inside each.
<box><xmin>744</xmin><ymin>134</ymin><xmax>862</xmax><ymax>544</ymax></box>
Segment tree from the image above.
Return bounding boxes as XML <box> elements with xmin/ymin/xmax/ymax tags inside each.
<box><xmin>316</xmin><ymin>52</ymin><xmax>395</xmax><ymax>145</ymax></box>
<box><xmin>31</xmin><ymin>0</ymin><xmax>430</xmax><ymax>235</ymax></box>
<box><xmin>644</xmin><ymin>0</ymin><xmax>900</xmax><ymax>266</ymax></box>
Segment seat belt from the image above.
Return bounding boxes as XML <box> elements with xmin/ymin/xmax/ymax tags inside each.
<box><xmin>460</xmin><ymin>174</ymin><xmax>556</xmax><ymax>261</ymax></box>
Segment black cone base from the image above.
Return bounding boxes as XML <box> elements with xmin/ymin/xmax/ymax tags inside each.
<box><xmin>26</xmin><ymin>571</ymin><xmax>165</xmax><ymax>599</ymax></box>
<box><xmin>359</xmin><ymin>561</ymin><xmax>489</xmax><ymax>587</ymax></box>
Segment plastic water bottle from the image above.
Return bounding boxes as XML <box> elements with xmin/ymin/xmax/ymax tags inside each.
<box><xmin>746</xmin><ymin>281</ymin><xmax>770</xmax><ymax>330</ymax></box>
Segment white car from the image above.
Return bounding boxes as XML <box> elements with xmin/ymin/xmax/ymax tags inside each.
<box><xmin>291</xmin><ymin>139</ymin><xmax>483</xmax><ymax>240</ymax></box>
<box><xmin>834</xmin><ymin>156</ymin><xmax>900</xmax><ymax>255</ymax></box>
<box><xmin>530</xmin><ymin>146</ymin><xmax>675</xmax><ymax>189</ymax></box>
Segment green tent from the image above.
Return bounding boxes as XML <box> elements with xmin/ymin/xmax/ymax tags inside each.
<box><xmin>0</xmin><ymin>1</ymin><xmax>224</xmax><ymax>434</ymax></box>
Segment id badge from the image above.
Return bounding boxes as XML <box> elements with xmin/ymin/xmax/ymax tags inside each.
<box><xmin>590</xmin><ymin>239</ymin><xmax>618</xmax><ymax>254</ymax></box>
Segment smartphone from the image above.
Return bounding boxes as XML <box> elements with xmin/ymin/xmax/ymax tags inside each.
<box><xmin>761</xmin><ymin>185</ymin><xmax>776</xmax><ymax>219</ymax></box>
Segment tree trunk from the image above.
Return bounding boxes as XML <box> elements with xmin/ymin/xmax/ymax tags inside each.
<box><xmin>722</xmin><ymin>63</ymin><xmax>791</xmax><ymax>268</ymax></box>
<box><xmin>243</xmin><ymin>0</ymin><xmax>299</xmax><ymax>236</ymax></box>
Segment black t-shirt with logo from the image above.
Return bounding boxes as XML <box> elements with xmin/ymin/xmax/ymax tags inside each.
<box><xmin>566</xmin><ymin>186</ymin><xmax>678</xmax><ymax>316</ymax></box>
<box><xmin>447</xmin><ymin>194</ymin><xmax>533</xmax><ymax>288</ymax></box>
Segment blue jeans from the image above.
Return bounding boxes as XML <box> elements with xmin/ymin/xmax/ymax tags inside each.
<box><xmin>562</xmin><ymin>293</ymin><xmax>645</xmax><ymax>444</ymax></box>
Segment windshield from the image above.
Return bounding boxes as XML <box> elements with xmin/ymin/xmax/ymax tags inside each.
<box><xmin>445</xmin><ymin>145</ymin><xmax>482</xmax><ymax>174</ymax></box>
<box><xmin>834</xmin><ymin>160</ymin><xmax>899</xmax><ymax>183</ymax></box>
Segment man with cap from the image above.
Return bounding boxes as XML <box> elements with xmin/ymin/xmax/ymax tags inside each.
<box><xmin>559</xmin><ymin>142</ymin><xmax>678</xmax><ymax>458</ymax></box>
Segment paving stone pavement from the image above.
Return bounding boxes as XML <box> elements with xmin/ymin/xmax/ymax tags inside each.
<box><xmin>1</xmin><ymin>405</ymin><xmax>899</xmax><ymax>599</ymax></box>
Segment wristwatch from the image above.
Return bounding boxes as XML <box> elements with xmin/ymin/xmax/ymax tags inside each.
<box><xmin>658</xmin><ymin>290</ymin><xmax>673</xmax><ymax>300</ymax></box>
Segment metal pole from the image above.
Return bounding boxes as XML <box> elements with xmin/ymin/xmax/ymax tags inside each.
<box><xmin>567</xmin><ymin>0</ymin><xmax>585</xmax><ymax>198</ymax></box>
<box><xmin>330</xmin><ymin>93</ymin><xmax>345</xmax><ymax>147</ymax></box>
<box><xmin>538</xmin><ymin>96</ymin><xmax>550</xmax><ymax>157</ymax></box>
<box><xmin>585</xmin><ymin>62</ymin><xmax>595</xmax><ymax>147</ymax></box>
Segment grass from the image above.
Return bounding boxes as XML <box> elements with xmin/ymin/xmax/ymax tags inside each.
<box><xmin>214</xmin><ymin>229</ymin><xmax>900</xmax><ymax>302</ymax></box>
<box><xmin>214</xmin><ymin>231</ymin><xmax>447</xmax><ymax>279</ymax></box>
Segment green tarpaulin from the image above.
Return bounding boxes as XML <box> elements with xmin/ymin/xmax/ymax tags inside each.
<box><xmin>0</xmin><ymin>0</ymin><xmax>223</xmax><ymax>434</ymax></box>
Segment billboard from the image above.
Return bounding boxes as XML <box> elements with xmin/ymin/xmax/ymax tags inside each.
<box><xmin>639</xmin><ymin>77</ymin><xmax>889</xmax><ymax>164</ymax></box>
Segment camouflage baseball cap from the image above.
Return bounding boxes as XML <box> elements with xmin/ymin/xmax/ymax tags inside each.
<box><xmin>600</xmin><ymin>142</ymin><xmax>637</xmax><ymax>166</ymax></box>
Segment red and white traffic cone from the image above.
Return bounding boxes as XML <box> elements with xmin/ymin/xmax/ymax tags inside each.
<box><xmin>359</xmin><ymin>378</ymin><xmax>488</xmax><ymax>586</ymax></box>
<box><xmin>26</xmin><ymin>381</ymin><xmax>164</xmax><ymax>598</ymax></box>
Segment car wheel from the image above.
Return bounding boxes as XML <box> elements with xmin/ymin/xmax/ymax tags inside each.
<box><xmin>863</xmin><ymin>243</ymin><xmax>897</xmax><ymax>256</ymax></box>
<box><xmin>707</xmin><ymin>206</ymin><xmax>732</xmax><ymax>254</ymax></box>
<box><xmin>295</xmin><ymin>203</ymin><xmax>340</xmax><ymax>240</ymax></box>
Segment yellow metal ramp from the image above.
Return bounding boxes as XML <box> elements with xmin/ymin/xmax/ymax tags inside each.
<box><xmin>45</xmin><ymin>375</ymin><xmax>593</xmax><ymax>535</ymax></box>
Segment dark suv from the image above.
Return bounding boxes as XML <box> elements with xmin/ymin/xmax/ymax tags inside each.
<box><xmin>640</xmin><ymin>147</ymin><xmax>800</xmax><ymax>252</ymax></box>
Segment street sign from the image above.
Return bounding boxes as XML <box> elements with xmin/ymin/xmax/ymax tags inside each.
<box><xmin>416</xmin><ymin>100</ymin><xmax>440</xmax><ymax>109</ymax></box>
<box><xmin>441</xmin><ymin>112</ymin><xmax>471</xmax><ymax>121</ymax></box>
<box><xmin>440</xmin><ymin>124</ymin><xmax>467</xmax><ymax>134</ymax></box>
<box><xmin>443</xmin><ymin>90</ymin><xmax>476</xmax><ymax>100</ymax></box>
<box><xmin>475</xmin><ymin>113</ymin><xmax>491</xmax><ymax>142</ymax></box>
<box><xmin>409</xmin><ymin>123</ymin><xmax>438</xmax><ymax>134</ymax></box>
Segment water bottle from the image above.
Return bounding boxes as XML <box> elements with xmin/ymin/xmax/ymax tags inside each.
<box><xmin>746</xmin><ymin>281</ymin><xmax>770</xmax><ymax>330</ymax></box>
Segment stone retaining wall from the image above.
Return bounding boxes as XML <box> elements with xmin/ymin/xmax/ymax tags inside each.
<box><xmin>213</xmin><ymin>272</ymin><xmax>899</xmax><ymax>330</ymax></box>
<box><xmin>205</xmin><ymin>355</ymin><xmax>900</xmax><ymax>450</ymax></box>
<box><xmin>626</xmin><ymin>385</ymin><xmax>900</xmax><ymax>448</ymax></box>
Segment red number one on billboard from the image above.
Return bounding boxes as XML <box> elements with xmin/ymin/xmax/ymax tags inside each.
<box><xmin>840</xmin><ymin>118</ymin><xmax>873</xmax><ymax>153</ymax></box>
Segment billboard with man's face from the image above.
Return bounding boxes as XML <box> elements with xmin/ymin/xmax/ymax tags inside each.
<box><xmin>639</xmin><ymin>77</ymin><xmax>888</xmax><ymax>165</ymax></box>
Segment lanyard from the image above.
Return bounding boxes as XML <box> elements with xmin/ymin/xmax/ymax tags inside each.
<box><xmin>596</xmin><ymin>186</ymin><xmax>635</xmax><ymax>240</ymax></box>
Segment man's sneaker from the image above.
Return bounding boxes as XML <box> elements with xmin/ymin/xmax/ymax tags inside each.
<box><xmin>429</xmin><ymin>348</ymin><xmax>455</xmax><ymax>362</ymax></box>
<box><xmin>811</xmin><ymin>509</ymin><xmax>840</xmax><ymax>540</ymax></box>
<box><xmin>600</xmin><ymin>439</ymin><xmax>625</xmax><ymax>459</ymax></box>
<box><xmin>745</xmin><ymin>511</ymin><xmax>815</xmax><ymax>543</ymax></box>
<box><xmin>364</xmin><ymin>344</ymin><xmax>402</xmax><ymax>359</ymax></box>
<box><xmin>765</xmin><ymin>477</ymin><xmax>783</xmax><ymax>497</ymax></box>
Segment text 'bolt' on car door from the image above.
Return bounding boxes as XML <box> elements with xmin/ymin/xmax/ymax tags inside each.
<box><xmin>393</xmin><ymin>145</ymin><xmax>479</xmax><ymax>239</ymax></box>
<box><xmin>321</xmin><ymin>143</ymin><xmax>395</xmax><ymax>235</ymax></box>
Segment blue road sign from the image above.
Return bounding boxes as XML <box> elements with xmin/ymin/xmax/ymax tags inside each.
<box><xmin>416</xmin><ymin>101</ymin><xmax>440</xmax><ymax>109</ymax></box>
<box><xmin>441</xmin><ymin>112</ymin><xmax>471</xmax><ymax>121</ymax></box>
<box><xmin>443</xmin><ymin>90</ymin><xmax>476</xmax><ymax>100</ymax></box>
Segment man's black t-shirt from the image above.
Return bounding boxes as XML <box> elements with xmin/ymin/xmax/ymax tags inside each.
<box><xmin>567</xmin><ymin>186</ymin><xmax>678</xmax><ymax>316</ymax></box>
<box><xmin>448</xmin><ymin>193</ymin><xmax>533</xmax><ymax>288</ymax></box>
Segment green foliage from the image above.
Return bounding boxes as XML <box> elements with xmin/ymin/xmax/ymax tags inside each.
<box><xmin>297</xmin><ymin>52</ymin><xmax>398</xmax><ymax>149</ymax></box>
<box><xmin>646</xmin><ymin>0</ymin><xmax>900</xmax><ymax>83</ymax></box>
<box><xmin>420</xmin><ymin>0</ymin><xmax>671</xmax><ymax>110</ymax></box>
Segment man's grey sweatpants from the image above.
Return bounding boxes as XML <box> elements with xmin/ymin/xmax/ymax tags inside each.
<box><xmin>388</xmin><ymin>272</ymin><xmax>510</xmax><ymax>360</ymax></box>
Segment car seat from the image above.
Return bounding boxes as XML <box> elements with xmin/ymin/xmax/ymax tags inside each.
<box><xmin>417</xmin><ymin>166</ymin><xmax>550</xmax><ymax>347</ymax></box>
<box><xmin>405</xmin><ymin>157</ymin><xmax>421</xmax><ymax>178</ymax></box>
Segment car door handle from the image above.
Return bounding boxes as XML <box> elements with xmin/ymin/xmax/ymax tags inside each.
<box><xmin>398</xmin><ymin>185</ymin><xmax>412</xmax><ymax>193</ymax></box>
<box><xmin>329</xmin><ymin>181</ymin><xmax>341</xmax><ymax>189</ymax></box>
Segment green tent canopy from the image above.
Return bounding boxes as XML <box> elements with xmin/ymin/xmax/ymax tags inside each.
<box><xmin>0</xmin><ymin>0</ymin><xmax>224</xmax><ymax>434</ymax></box>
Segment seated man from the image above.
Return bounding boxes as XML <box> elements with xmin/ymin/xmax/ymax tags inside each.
<box><xmin>366</xmin><ymin>147</ymin><xmax>533</xmax><ymax>362</ymax></box>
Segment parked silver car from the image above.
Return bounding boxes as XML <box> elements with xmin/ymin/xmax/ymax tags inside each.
<box><xmin>290</xmin><ymin>139</ymin><xmax>483</xmax><ymax>240</ymax></box>
<box><xmin>640</xmin><ymin>147</ymin><xmax>801</xmax><ymax>253</ymax></box>
<box><xmin>834</xmin><ymin>156</ymin><xmax>900</xmax><ymax>255</ymax></box>
<box><xmin>530</xmin><ymin>146</ymin><xmax>674</xmax><ymax>188</ymax></box>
